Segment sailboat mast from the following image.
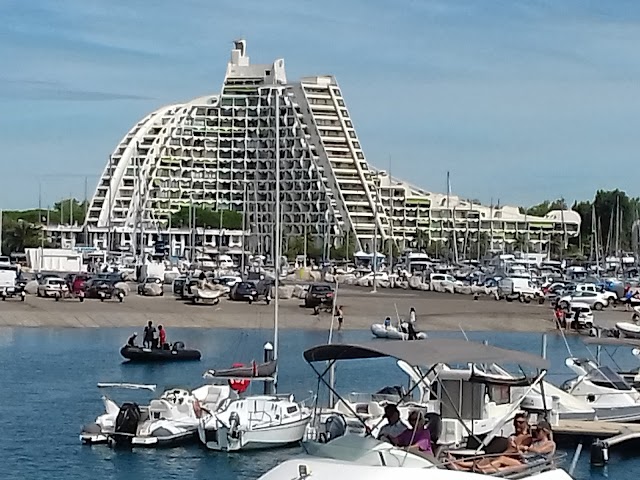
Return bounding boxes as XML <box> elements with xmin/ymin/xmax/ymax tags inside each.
<box><xmin>273</xmin><ymin>89</ymin><xmax>281</xmax><ymax>391</ymax></box>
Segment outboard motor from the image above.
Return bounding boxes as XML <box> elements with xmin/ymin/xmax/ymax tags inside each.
<box><xmin>376</xmin><ymin>386</ymin><xmax>405</xmax><ymax>398</ymax></box>
<box><xmin>172</xmin><ymin>341</ymin><xmax>185</xmax><ymax>352</ymax></box>
<box><xmin>322</xmin><ymin>414</ymin><xmax>347</xmax><ymax>443</ymax></box>
<box><xmin>112</xmin><ymin>402</ymin><xmax>141</xmax><ymax>445</ymax></box>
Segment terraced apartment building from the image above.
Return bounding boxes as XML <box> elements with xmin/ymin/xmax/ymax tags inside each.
<box><xmin>76</xmin><ymin>40</ymin><xmax>580</xmax><ymax>257</ymax></box>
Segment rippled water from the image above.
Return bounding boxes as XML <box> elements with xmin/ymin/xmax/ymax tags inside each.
<box><xmin>0</xmin><ymin>327</ymin><xmax>637</xmax><ymax>479</ymax></box>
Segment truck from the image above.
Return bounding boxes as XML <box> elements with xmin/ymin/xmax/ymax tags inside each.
<box><xmin>497</xmin><ymin>277</ymin><xmax>543</xmax><ymax>303</ymax></box>
<box><xmin>0</xmin><ymin>265</ymin><xmax>24</xmax><ymax>301</ymax></box>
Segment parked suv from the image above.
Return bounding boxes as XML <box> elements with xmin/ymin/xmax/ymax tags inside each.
<box><xmin>304</xmin><ymin>283</ymin><xmax>334</xmax><ymax>308</ymax></box>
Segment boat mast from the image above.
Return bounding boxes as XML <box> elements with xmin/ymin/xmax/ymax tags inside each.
<box><xmin>241</xmin><ymin>182</ymin><xmax>247</xmax><ymax>279</ymax></box>
<box><xmin>273</xmin><ymin>87</ymin><xmax>281</xmax><ymax>392</ymax></box>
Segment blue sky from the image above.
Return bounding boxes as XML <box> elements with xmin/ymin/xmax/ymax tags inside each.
<box><xmin>1</xmin><ymin>0</ymin><xmax>640</xmax><ymax>209</ymax></box>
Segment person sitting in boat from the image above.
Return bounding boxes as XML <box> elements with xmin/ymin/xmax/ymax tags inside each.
<box><xmin>387</xmin><ymin>410</ymin><xmax>433</xmax><ymax>454</ymax></box>
<box><xmin>377</xmin><ymin>405</ymin><xmax>407</xmax><ymax>441</ymax></box>
<box><xmin>447</xmin><ymin>412</ymin><xmax>532</xmax><ymax>471</ymax></box>
<box><xmin>384</xmin><ymin>317</ymin><xmax>392</xmax><ymax>329</ymax></box>
<box><xmin>452</xmin><ymin>420</ymin><xmax>554</xmax><ymax>473</ymax></box>
<box><xmin>143</xmin><ymin>321</ymin><xmax>155</xmax><ymax>349</ymax></box>
<box><xmin>158</xmin><ymin>325</ymin><xmax>167</xmax><ymax>349</ymax></box>
<box><xmin>127</xmin><ymin>332</ymin><xmax>138</xmax><ymax>347</ymax></box>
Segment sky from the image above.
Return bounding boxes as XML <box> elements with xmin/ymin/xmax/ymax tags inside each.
<box><xmin>1</xmin><ymin>0</ymin><xmax>640</xmax><ymax>210</ymax></box>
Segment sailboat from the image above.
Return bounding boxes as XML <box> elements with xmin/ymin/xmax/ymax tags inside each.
<box><xmin>197</xmin><ymin>88</ymin><xmax>311</xmax><ymax>451</ymax></box>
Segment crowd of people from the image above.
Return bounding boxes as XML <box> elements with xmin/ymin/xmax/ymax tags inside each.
<box><xmin>127</xmin><ymin>321</ymin><xmax>170</xmax><ymax>350</ymax></box>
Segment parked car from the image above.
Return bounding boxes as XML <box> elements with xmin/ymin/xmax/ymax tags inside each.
<box><xmin>84</xmin><ymin>277</ymin><xmax>125</xmax><ymax>302</ymax></box>
<box><xmin>173</xmin><ymin>276</ymin><xmax>187</xmax><ymax>297</ymax></box>
<box><xmin>566</xmin><ymin>302</ymin><xmax>594</xmax><ymax>329</ymax></box>
<box><xmin>137</xmin><ymin>277</ymin><xmax>164</xmax><ymax>296</ymax></box>
<box><xmin>304</xmin><ymin>283</ymin><xmax>335</xmax><ymax>308</ymax></box>
<box><xmin>574</xmin><ymin>283</ymin><xmax>618</xmax><ymax>303</ymax></box>
<box><xmin>229</xmin><ymin>282</ymin><xmax>259</xmax><ymax>303</ymax></box>
<box><xmin>557</xmin><ymin>291</ymin><xmax>609</xmax><ymax>310</ymax></box>
<box><xmin>37</xmin><ymin>277</ymin><xmax>69</xmax><ymax>298</ymax></box>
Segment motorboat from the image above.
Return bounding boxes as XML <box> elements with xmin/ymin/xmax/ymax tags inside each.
<box><xmin>257</xmin><ymin>435</ymin><xmax>571</xmax><ymax>480</ymax></box>
<box><xmin>191</xmin><ymin>279</ymin><xmax>225</xmax><ymax>305</ymax></box>
<box><xmin>583</xmin><ymin>336</ymin><xmax>640</xmax><ymax>390</ymax></box>
<box><xmin>265</xmin><ymin>340</ymin><xmax>570</xmax><ymax>480</ymax></box>
<box><xmin>197</xmin><ymin>360</ymin><xmax>312</xmax><ymax>451</ymax></box>
<box><xmin>561</xmin><ymin>357</ymin><xmax>640</xmax><ymax>421</ymax></box>
<box><xmin>80</xmin><ymin>384</ymin><xmax>237</xmax><ymax>447</ymax></box>
<box><xmin>370</xmin><ymin>323</ymin><xmax>427</xmax><ymax>341</ymax></box>
<box><xmin>198</xmin><ymin>394</ymin><xmax>312</xmax><ymax>451</ymax></box>
<box><xmin>303</xmin><ymin>340</ymin><xmax>550</xmax><ymax>448</ymax></box>
<box><xmin>616</xmin><ymin>321</ymin><xmax>640</xmax><ymax>339</ymax></box>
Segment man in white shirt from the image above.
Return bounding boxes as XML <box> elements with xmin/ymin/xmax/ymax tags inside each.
<box><xmin>378</xmin><ymin>405</ymin><xmax>408</xmax><ymax>442</ymax></box>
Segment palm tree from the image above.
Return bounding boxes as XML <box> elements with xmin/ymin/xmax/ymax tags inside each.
<box><xmin>2</xmin><ymin>220</ymin><xmax>40</xmax><ymax>254</ymax></box>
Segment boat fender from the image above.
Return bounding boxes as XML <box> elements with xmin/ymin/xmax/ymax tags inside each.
<box><xmin>193</xmin><ymin>399</ymin><xmax>202</xmax><ymax>418</ymax></box>
<box><xmin>590</xmin><ymin>439</ymin><xmax>608</xmax><ymax>466</ymax></box>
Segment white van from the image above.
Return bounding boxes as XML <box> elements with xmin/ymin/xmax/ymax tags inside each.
<box><xmin>430</xmin><ymin>273</ymin><xmax>462</xmax><ymax>287</ymax></box>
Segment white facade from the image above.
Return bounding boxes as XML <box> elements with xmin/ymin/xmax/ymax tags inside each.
<box><xmin>82</xmin><ymin>40</ymin><xmax>580</xmax><ymax>256</ymax></box>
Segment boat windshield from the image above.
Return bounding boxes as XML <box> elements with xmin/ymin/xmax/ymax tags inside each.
<box><xmin>586</xmin><ymin>365</ymin><xmax>631</xmax><ymax>390</ymax></box>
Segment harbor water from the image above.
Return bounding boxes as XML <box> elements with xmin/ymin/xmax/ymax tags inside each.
<box><xmin>0</xmin><ymin>327</ymin><xmax>638</xmax><ymax>480</ymax></box>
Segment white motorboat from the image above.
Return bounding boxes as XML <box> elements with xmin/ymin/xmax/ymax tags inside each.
<box><xmin>304</xmin><ymin>340</ymin><xmax>549</xmax><ymax>448</ymax></box>
<box><xmin>197</xmin><ymin>360</ymin><xmax>311</xmax><ymax>451</ymax></box>
<box><xmin>370</xmin><ymin>323</ymin><xmax>427</xmax><ymax>340</ymax></box>
<box><xmin>191</xmin><ymin>281</ymin><xmax>225</xmax><ymax>304</ymax></box>
<box><xmin>561</xmin><ymin>357</ymin><xmax>640</xmax><ymax>422</ymax></box>
<box><xmin>80</xmin><ymin>384</ymin><xmax>237</xmax><ymax>447</ymax></box>
<box><xmin>616</xmin><ymin>321</ymin><xmax>640</xmax><ymax>339</ymax></box>
<box><xmin>198</xmin><ymin>394</ymin><xmax>312</xmax><ymax>451</ymax></box>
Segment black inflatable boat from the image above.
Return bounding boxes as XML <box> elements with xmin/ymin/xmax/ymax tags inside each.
<box><xmin>120</xmin><ymin>344</ymin><xmax>201</xmax><ymax>362</ymax></box>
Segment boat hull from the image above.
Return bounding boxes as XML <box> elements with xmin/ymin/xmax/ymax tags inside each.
<box><xmin>200</xmin><ymin>416</ymin><xmax>311</xmax><ymax>451</ymax></box>
<box><xmin>120</xmin><ymin>346</ymin><xmax>201</xmax><ymax>362</ymax></box>
<box><xmin>616</xmin><ymin>322</ymin><xmax>640</xmax><ymax>339</ymax></box>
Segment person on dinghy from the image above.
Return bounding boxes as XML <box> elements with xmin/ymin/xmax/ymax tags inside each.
<box><xmin>127</xmin><ymin>332</ymin><xmax>138</xmax><ymax>347</ymax></box>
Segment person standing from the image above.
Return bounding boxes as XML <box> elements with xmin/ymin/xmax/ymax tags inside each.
<box><xmin>143</xmin><ymin>321</ymin><xmax>155</xmax><ymax>349</ymax></box>
<box><xmin>409</xmin><ymin>307</ymin><xmax>417</xmax><ymax>324</ymax></box>
<box><xmin>336</xmin><ymin>305</ymin><xmax>344</xmax><ymax>330</ymax></box>
<box><xmin>158</xmin><ymin>325</ymin><xmax>167</xmax><ymax>349</ymax></box>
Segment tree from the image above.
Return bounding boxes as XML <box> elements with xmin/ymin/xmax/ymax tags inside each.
<box><xmin>2</xmin><ymin>220</ymin><xmax>41</xmax><ymax>254</ymax></box>
<box><xmin>331</xmin><ymin>231</ymin><xmax>356</xmax><ymax>260</ymax></box>
<box><xmin>170</xmin><ymin>206</ymin><xmax>243</xmax><ymax>229</ymax></box>
<box><xmin>521</xmin><ymin>198</ymin><xmax>568</xmax><ymax>217</ymax></box>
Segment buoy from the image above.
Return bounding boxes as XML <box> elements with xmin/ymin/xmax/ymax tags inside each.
<box><xmin>590</xmin><ymin>439</ymin><xmax>608</xmax><ymax>466</ymax></box>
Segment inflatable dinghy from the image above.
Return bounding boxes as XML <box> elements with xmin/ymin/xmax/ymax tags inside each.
<box><xmin>120</xmin><ymin>344</ymin><xmax>201</xmax><ymax>362</ymax></box>
<box><xmin>616</xmin><ymin>322</ymin><xmax>640</xmax><ymax>339</ymax></box>
<box><xmin>371</xmin><ymin>323</ymin><xmax>427</xmax><ymax>340</ymax></box>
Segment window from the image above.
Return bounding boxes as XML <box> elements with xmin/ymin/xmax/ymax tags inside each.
<box><xmin>353</xmin><ymin>142</ymin><xmax>360</xmax><ymax>149</ymax></box>
<box><xmin>341</xmin><ymin>110</ymin><xmax>349</xmax><ymax>118</ymax></box>
<box><xmin>345</xmin><ymin>120</ymin><xmax>353</xmax><ymax>128</ymax></box>
<box><xmin>349</xmin><ymin>131</ymin><xmax>357</xmax><ymax>139</ymax></box>
<box><xmin>357</xmin><ymin>152</ymin><xmax>364</xmax><ymax>159</ymax></box>
<box><xmin>337</xmin><ymin>99</ymin><xmax>345</xmax><ymax>106</ymax></box>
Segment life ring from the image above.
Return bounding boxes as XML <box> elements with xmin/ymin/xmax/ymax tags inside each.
<box><xmin>229</xmin><ymin>362</ymin><xmax>250</xmax><ymax>393</ymax></box>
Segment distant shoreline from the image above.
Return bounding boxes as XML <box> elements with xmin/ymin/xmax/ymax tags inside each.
<box><xmin>0</xmin><ymin>289</ymin><xmax>627</xmax><ymax>332</ymax></box>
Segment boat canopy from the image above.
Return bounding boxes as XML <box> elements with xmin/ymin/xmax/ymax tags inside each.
<box><xmin>204</xmin><ymin>360</ymin><xmax>277</xmax><ymax>380</ymax></box>
<box><xmin>303</xmin><ymin>339</ymin><xmax>549</xmax><ymax>369</ymax></box>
